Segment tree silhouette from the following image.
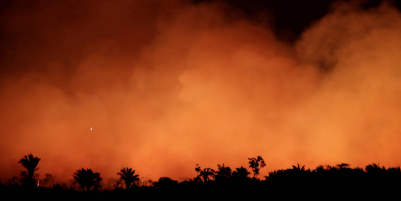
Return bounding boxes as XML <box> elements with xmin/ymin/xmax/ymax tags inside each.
<box><xmin>116</xmin><ymin>179</ymin><xmax>124</xmax><ymax>189</ymax></box>
<box><xmin>18</xmin><ymin>154</ymin><xmax>40</xmax><ymax>187</ymax></box>
<box><xmin>42</xmin><ymin>173</ymin><xmax>55</xmax><ymax>187</ymax></box>
<box><xmin>153</xmin><ymin>177</ymin><xmax>178</xmax><ymax>190</ymax></box>
<box><xmin>336</xmin><ymin>163</ymin><xmax>350</xmax><ymax>169</ymax></box>
<box><xmin>194</xmin><ymin>164</ymin><xmax>202</xmax><ymax>183</ymax></box>
<box><xmin>117</xmin><ymin>167</ymin><xmax>139</xmax><ymax>189</ymax></box>
<box><xmin>387</xmin><ymin>166</ymin><xmax>401</xmax><ymax>174</ymax></box>
<box><xmin>365</xmin><ymin>163</ymin><xmax>385</xmax><ymax>174</ymax></box>
<box><xmin>232</xmin><ymin>166</ymin><xmax>251</xmax><ymax>179</ymax></box>
<box><xmin>73</xmin><ymin>168</ymin><xmax>102</xmax><ymax>191</ymax></box>
<box><xmin>52</xmin><ymin>183</ymin><xmax>67</xmax><ymax>191</ymax></box>
<box><xmin>199</xmin><ymin>168</ymin><xmax>215</xmax><ymax>182</ymax></box>
<box><xmin>314</xmin><ymin>165</ymin><xmax>325</xmax><ymax>173</ymax></box>
<box><xmin>292</xmin><ymin>163</ymin><xmax>306</xmax><ymax>172</ymax></box>
<box><xmin>354</xmin><ymin>167</ymin><xmax>364</xmax><ymax>171</ymax></box>
<box><xmin>215</xmin><ymin>164</ymin><xmax>232</xmax><ymax>181</ymax></box>
<box><xmin>386</xmin><ymin>166</ymin><xmax>401</xmax><ymax>182</ymax></box>
<box><xmin>248</xmin><ymin>156</ymin><xmax>266</xmax><ymax>178</ymax></box>
<box><xmin>7</xmin><ymin>176</ymin><xmax>19</xmax><ymax>187</ymax></box>
<box><xmin>288</xmin><ymin>163</ymin><xmax>311</xmax><ymax>185</ymax></box>
<box><xmin>195</xmin><ymin>164</ymin><xmax>201</xmax><ymax>176</ymax></box>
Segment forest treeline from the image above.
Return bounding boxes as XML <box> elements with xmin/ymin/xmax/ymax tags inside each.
<box><xmin>1</xmin><ymin>154</ymin><xmax>401</xmax><ymax>199</ymax></box>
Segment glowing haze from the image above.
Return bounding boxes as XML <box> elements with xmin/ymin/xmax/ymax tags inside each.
<box><xmin>1</xmin><ymin>0</ymin><xmax>401</xmax><ymax>182</ymax></box>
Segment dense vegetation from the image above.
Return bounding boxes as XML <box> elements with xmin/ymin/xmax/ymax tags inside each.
<box><xmin>1</xmin><ymin>154</ymin><xmax>400</xmax><ymax>200</ymax></box>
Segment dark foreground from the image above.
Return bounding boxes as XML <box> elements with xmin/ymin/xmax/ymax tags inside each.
<box><xmin>4</xmin><ymin>162</ymin><xmax>401</xmax><ymax>200</ymax></box>
<box><xmin>2</xmin><ymin>179</ymin><xmax>400</xmax><ymax>201</ymax></box>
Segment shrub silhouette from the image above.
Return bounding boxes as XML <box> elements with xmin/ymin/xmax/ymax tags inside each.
<box><xmin>153</xmin><ymin>177</ymin><xmax>178</xmax><ymax>190</ymax></box>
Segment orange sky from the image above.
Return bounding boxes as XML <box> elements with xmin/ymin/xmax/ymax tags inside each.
<box><xmin>1</xmin><ymin>0</ymin><xmax>401</xmax><ymax>183</ymax></box>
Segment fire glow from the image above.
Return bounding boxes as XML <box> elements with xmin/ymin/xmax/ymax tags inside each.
<box><xmin>1</xmin><ymin>0</ymin><xmax>401</xmax><ymax>182</ymax></box>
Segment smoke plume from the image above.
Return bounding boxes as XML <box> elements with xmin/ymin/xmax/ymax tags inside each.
<box><xmin>1</xmin><ymin>0</ymin><xmax>401</xmax><ymax>182</ymax></box>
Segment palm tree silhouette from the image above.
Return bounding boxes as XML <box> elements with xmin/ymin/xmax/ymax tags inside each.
<box><xmin>289</xmin><ymin>163</ymin><xmax>310</xmax><ymax>185</ymax></box>
<box><xmin>199</xmin><ymin>168</ymin><xmax>215</xmax><ymax>182</ymax></box>
<box><xmin>18</xmin><ymin>154</ymin><xmax>40</xmax><ymax>187</ymax></box>
<box><xmin>292</xmin><ymin>163</ymin><xmax>306</xmax><ymax>172</ymax></box>
<box><xmin>117</xmin><ymin>167</ymin><xmax>139</xmax><ymax>189</ymax></box>
<box><xmin>73</xmin><ymin>168</ymin><xmax>102</xmax><ymax>191</ymax></box>
<box><xmin>248</xmin><ymin>156</ymin><xmax>266</xmax><ymax>179</ymax></box>
<box><xmin>195</xmin><ymin>164</ymin><xmax>201</xmax><ymax>176</ymax></box>
<box><xmin>194</xmin><ymin>164</ymin><xmax>203</xmax><ymax>183</ymax></box>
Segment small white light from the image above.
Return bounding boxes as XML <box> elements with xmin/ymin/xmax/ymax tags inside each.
<box><xmin>91</xmin><ymin>127</ymin><xmax>92</xmax><ymax>131</ymax></box>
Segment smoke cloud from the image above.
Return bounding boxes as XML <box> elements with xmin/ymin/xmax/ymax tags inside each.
<box><xmin>1</xmin><ymin>0</ymin><xmax>401</xmax><ymax>182</ymax></box>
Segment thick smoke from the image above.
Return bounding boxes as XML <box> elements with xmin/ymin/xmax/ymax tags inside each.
<box><xmin>1</xmin><ymin>0</ymin><xmax>401</xmax><ymax>182</ymax></box>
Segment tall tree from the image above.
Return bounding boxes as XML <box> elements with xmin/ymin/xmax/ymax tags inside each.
<box><xmin>18</xmin><ymin>154</ymin><xmax>40</xmax><ymax>187</ymax></box>
<box><xmin>73</xmin><ymin>168</ymin><xmax>102</xmax><ymax>191</ymax></box>
<box><xmin>248</xmin><ymin>156</ymin><xmax>266</xmax><ymax>179</ymax></box>
<box><xmin>117</xmin><ymin>167</ymin><xmax>139</xmax><ymax>189</ymax></box>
